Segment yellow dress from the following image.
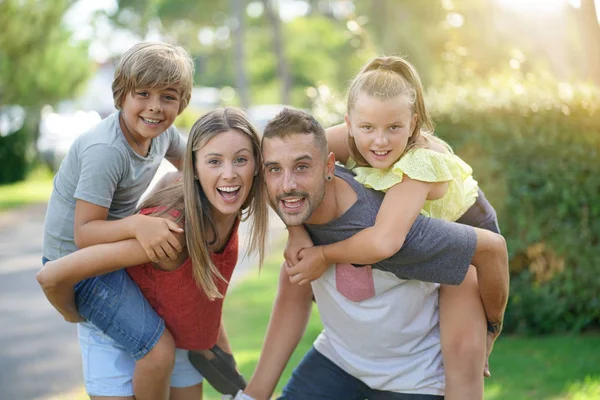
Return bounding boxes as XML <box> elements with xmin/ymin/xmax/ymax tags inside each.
<box><xmin>346</xmin><ymin>148</ymin><xmax>479</xmax><ymax>222</ymax></box>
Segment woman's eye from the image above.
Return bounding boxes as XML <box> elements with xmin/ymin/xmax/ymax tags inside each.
<box><xmin>235</xmin><ymin>157</ymin><xmax>248</xmax><ymax>164</ymax></box>
<box><xmin>208</xmin><ymin>159</ymin><xmax>220</xmax><ymax>165</ymax></box>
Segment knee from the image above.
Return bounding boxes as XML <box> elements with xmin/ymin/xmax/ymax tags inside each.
<box><xmin>140</xmin><ymin>328</ymin><xmax>176</xmax><ymax>370</ymax></box>
<box><xmin>444</xmin><ymin>330</ymin><xmax>486</xmax><ymax>375</ymax></box>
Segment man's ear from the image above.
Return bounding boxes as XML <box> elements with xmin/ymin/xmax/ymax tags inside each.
<box><xmin>326</xmin><ymin>151</ymin><xmax>336</xmax><ymax>177</ymax></box>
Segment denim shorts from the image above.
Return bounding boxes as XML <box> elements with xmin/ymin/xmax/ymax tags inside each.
<box><xmin>41</xmin><ymin>257</ymin><xmax>165</xmax><ymax>361</ymax></box>
<box><xmin>79</xmin><ymin>323</ymin><xmax>203</xmax><ymax>397</ymax></box>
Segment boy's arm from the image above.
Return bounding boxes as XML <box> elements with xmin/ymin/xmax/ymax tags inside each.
<box><xmin>36</xmin><ymin>238</ymin><xmax>156</xmax><ymax>322</ymax></box>
<box><xmin>165</xmin><ymin>128</ymin><xmax>186</xmax><ymax>171</ymax></box>
<box><xmin>243</xmin><ymin>262</ymin><xmax>314</xmax><ymax>400</ymax></box>
<box><xmin>74</xmin><ymin>200</ymin><xmax>183</xmax><ymax>261</ymax></box>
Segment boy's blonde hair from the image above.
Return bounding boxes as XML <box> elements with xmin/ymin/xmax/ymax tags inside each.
<box><xmin>346</xmin><ymin>56</ymin><xmax>435</xmax><ymax>167</ymax></box>
<box><xmin>112</xmin><ymin>42</ymin><xmax>195</xmax><ymax>114</ymax></box>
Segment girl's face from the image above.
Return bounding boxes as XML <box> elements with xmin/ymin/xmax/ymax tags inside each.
<box><xmin>346</xmin><ymin>93</ymin><xmax>417</xmax><ymax>169</ymax></box>
<box><xmin>194</xmin><ymin>129</ymin><xmax>256</xmax><ymax>219</ymax></box>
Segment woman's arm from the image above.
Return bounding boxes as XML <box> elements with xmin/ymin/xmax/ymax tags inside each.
<box><xmin>286</xmin><ymin>177</ymin><xmax>446</xmax><ymax>284</ymax></box>
<box><xmin>325</xmin><ymin>123</ymin><xmax>350</xmax><ymax>165</ymax></box>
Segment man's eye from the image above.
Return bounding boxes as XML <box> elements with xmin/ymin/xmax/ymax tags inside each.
<box><xmin>297</xmin><ymin>165</ymin><xmax>308</xmax><ymax>171</ymax></box>
<box><xmin>268</xmin><ymin>167</ymin><xmax>280</xmax><ymax>173</ymax></box>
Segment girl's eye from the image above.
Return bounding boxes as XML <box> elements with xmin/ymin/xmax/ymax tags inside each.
<box><xmin>362</xmin><ymin>125</ymin><xmax>373</xmax><ymax>131</ymax></box>
<box><xmin>390</xmin><ymin>125</ymin><xmax>401</xmax><ymax>131</ymax></box>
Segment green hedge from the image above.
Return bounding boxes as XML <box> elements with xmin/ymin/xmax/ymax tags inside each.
<box><xmin>429</xmin><ymin>76</ymin><xmax>600</xmax><ymax>334</ymax></box>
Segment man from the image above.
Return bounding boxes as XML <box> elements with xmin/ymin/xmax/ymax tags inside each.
<box><xmin>236</xmin><ymin>108</ymin><xmax>508</xmax><ymax>400</ymax></box>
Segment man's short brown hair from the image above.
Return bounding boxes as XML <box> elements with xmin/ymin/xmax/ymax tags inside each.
<box><xmin>112</xmin><ymin>42</ymin><xmax>195</xmax><ymax>114</ymax></box>
<box><xmin>262</xmin><ymin>108</ymin><xmax>328</xmax><ymax>159</ymax></box>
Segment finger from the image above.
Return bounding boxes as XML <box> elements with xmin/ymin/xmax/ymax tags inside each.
<box><xmin>146</xmin><ymin>247</ymin><xmax>159</xmax><ymax>263</ymax></box>
<box><xmin>289</xmin><ymin>273</ymin><xmax>303</xmax><ymax>284</ymax></box>
<box><xmin>161</xmin><ymin>243</ymin><xmax>178</xmax><ymax>260</ymax></box>
<box><xmin>165</xmin><ymin>219</ymin><xmax>184</xmax><ymax>233</ymax></box>
<box><xmin>153</xmin><ymin>247</ymin><xmax>168</xmax><ymax>262</ymax></box>
<box><xmin>167</xmin><ymin>234</ymin><xmax>183</xmax><ymax>253</ymax></box>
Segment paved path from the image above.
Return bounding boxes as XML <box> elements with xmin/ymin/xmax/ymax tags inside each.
<box><xmin>0</xmin><ymin>196</ymin><xmax>285</xmax><ymax>399</ymax></box>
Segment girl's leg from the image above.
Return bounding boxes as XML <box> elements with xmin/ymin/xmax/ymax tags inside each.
<box><xmin>76</xmin><ymin>270</ymin><xmax>175</xmax><ymax>400</ymax></box>
<box><xmin>439</xmin><ymin>266</ymin><xmax>486</xmax><ymax>400</ymax></box>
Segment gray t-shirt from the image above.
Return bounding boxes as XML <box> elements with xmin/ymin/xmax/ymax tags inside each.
<box><xmin>305</xmin><ymin>166</ymin><xmax>477</xmax><ymax>285</ymax></box>
<box><xmin>43</xmin><ymin>112</ymin><xmax>185</xmax><ymax>260</ymax></box>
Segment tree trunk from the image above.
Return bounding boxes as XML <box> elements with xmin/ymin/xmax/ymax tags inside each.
<box><xmin>231</xmin><ymin>0</ymin><xmax>251</xmax><ymax>108</ymax></box>
<box><xmin>579</xmin><ymin>0</ymin><xmax>600</xmax><ymax>85</ymax></box>
<box><xmin>263</xmin><ymin>0</ymin><xmax>292</xmax><ymax>104</ymax></box>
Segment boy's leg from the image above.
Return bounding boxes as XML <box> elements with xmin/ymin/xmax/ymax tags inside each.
<box><xmin>278</xmin><ymin>347</ymin><xmax>366</xmax><ymax>400</ymax></box>
<box><xmin>439</xmin><ymin>266</ymin><xmax>486</xmax><ymax>400</ymax></box>
<box><xmin>76</xmin><ymin>270</ymin><xmax>175</xmax><ymax>400</ymax></box>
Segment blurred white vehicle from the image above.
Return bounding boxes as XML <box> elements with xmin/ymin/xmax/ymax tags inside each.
<box><xmin>246</xmin><ymin>104</ymin><xmax>287</xmax><ymax>135</ymax></box>
<box><xmin>37</xmin><ymin>105</ymin><xmax>102</xmax><ymax>171</ymax></box>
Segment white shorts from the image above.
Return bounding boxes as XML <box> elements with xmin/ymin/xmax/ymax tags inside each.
<box><xmin>78</xmin><ymin>323</ymin><xmax>203</xmax><ymax>397</ymax></box>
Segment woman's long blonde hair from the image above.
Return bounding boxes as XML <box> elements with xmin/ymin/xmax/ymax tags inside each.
<box><xmin>138</xmin><ymin>107</ymin><xmax>268</xmax><ymax>300</ymax></box>
<box><xmin>346</xmin><ymin>56</ymin><xmax>436</xmax><ymax>167</ymax></box>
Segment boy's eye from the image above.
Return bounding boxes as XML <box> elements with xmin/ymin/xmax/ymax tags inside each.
<box><xmin>137</xmin><ymin>91</ymin><xmax>149</xmax><ymax>97</ymax></box>
<box><xmin>164</xmin><ymin>95</ymin><xmax>178</xmax><ymax>101</ymax></box>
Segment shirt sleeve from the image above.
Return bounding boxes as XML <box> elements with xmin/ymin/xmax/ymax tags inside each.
<box><xmin>165</xmin><ymin>126</ymin><xmax>186</xmax><ymax>163</ymax></box>
<box><xmin>73</xmin><ymin>143</ymin><xmax>127</xmax><ymax>208</ymax></box>
<box><xmin>373</xmin><ymin>215</ymin><xmax>477</xmax><ymax>285</ymax></box>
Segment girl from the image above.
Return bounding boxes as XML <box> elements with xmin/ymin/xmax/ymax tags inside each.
<box><xmin>37</xmin><ymin>107</ymin><xmax>269</xmax><ymax>399</ymax></box>
<box><xmin>285</xmin><ymin>56</ymin><xmax>500</xmax><ymax>400</ymax></box>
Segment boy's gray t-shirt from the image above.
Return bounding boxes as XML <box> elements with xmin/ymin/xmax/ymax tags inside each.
<box><xmin>43</xmin><ymin>112</ymin><xmax>186</xmax><ymax>260</ymax></box>
<box><xmin>305</xmin><ymin>166</ymin><xmax>478</xmax><ymax>285</ymax></box>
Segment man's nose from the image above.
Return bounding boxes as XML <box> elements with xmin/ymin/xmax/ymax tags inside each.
<box><xmin>282</xmin><ymin>171</ymin><xmax>297</xmax><ymax>192</ymax></box>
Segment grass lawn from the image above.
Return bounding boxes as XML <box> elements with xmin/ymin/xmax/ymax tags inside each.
<box><xmin>0</xmin><ymin>166</ymin><xmax>54</xmax><ymax>211</ymax></box>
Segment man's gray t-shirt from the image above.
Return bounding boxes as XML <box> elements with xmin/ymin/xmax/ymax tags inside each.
<box><xmin>43</xmin><ymin>112</ymin><xmax>185</xmax><ymax>260</ymax></box>
<box><xmin>305</xmin><ymin>166</ymin><xmax>477</xmax><ymax>285</ymax></box>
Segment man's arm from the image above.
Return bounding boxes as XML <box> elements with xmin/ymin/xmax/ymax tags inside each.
<box><xmin>243</xmin><ymin>262</ymin><xmax>314</xmax><ymax>400</ymax></box>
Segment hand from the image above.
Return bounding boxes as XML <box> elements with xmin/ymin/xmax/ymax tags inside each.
<box><xmin>135</xmin><ymin>215</ymin><xmax>184</xmax><ymax>262</ymax></box>
<box><xmin>284</xmin><ymin>227</ymin><xmax>314</xmax><ymax>267</ymax></box>
<box><xmin>484</xmin><ymin>331</ymin><xmax>499</xmax><ymax>377</ymax></box>
<box><xmin>285</xmin><ymin>246</ymin><xmax>329</xmax><ymax>285</ymax></box>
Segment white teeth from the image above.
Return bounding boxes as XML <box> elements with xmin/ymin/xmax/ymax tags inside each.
<box><xmin>374</xmin><ymin>151</ymin><xmax>389</xmax><ymax>156</ymax></box>
<box><xmin>218</xmin><ymin>186</ymin><xmax>240</xmax><ymax>192</ymax></box>
<box><xmin>283</xmin><ymin>198</ymin><xmax>301</xmax><ymax>203</ymax></box>
<box><xmin>142</xmin><ymin>117</ymin><xmax>161</xmax><ymax>124</ymax></box>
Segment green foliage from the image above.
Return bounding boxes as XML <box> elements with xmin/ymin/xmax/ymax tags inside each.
<box><xmin>0</xmin><ymin>0</ymin><xmax>92</xmax><ymax>184</ymax></box>
<box><xmin>429</xmin><ymin>74</ymin><xmax>600</xmax><ymax>334</ymax></box>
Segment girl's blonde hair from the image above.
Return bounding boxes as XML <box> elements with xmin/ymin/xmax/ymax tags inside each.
<box><xmin>112</xmin><ymin>41</ymin><xmax>195</xmax><ymax>114</ymax></box>
<box><xmin>139</xmin><ymin>107</ymin><xmax>268</xmax><ymax>300</ymax></box>
<box><xmin>346</xmin><ymin>56</ymin><xmax>435</xmax><ymax>167</ymax></box>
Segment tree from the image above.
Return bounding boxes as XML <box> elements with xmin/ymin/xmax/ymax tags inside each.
<box><xmin>577</xmin><ymin>0</ymin><xmax>600</xmax><ymax>84</ymax></box>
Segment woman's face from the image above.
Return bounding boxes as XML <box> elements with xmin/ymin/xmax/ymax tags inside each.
<box><xmin>194</xmin><ymin>129</ymin><xmax>256</xmax><ymax>219</ymax></box>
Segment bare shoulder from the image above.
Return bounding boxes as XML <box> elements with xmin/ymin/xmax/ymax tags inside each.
<box><xmin>426</xmin><ymin>137</ymin><xmax>452</xmax><ymax>154</ymax></box>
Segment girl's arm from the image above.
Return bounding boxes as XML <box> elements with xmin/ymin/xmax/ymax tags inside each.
<box><xmin>36</xmin><ymin>238</ymin><xmax>154</xmax><ymax>322</ymax></box>
<box><xmin>325</xmin><ymin>123</ymin><xmax>350</xmax><ymax>165</ymax></box>
<box><xmin>283</xmin><ymin>225</ymin><xmax>314</xmax><ymax>267</ymax></box>
<box><xmin>286</xmin><ymin>176</ymin><xmax>447</xmax><ymax>284</ymax></box>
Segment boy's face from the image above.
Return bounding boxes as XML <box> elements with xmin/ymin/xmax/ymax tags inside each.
<box><xmin>121</xmin><ymin>83</ymin><xmax>182</xmax><ymax>141</ymax></box>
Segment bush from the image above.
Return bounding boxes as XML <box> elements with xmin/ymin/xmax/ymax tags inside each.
<box><xmin>0</xmin><ymin>113</ymin><xmax>37</xmax><ymax>184</ymax></box>
<box><xmin>429</xmin><ymin>74</ymin><xmax>600</xmax><ymax>334</ymax></box>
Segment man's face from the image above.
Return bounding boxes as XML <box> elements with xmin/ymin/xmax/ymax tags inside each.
<box><xmin>262</xmin><ymin>134</ymin><xmax>328</xmax><ymax>226</ymax></box>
